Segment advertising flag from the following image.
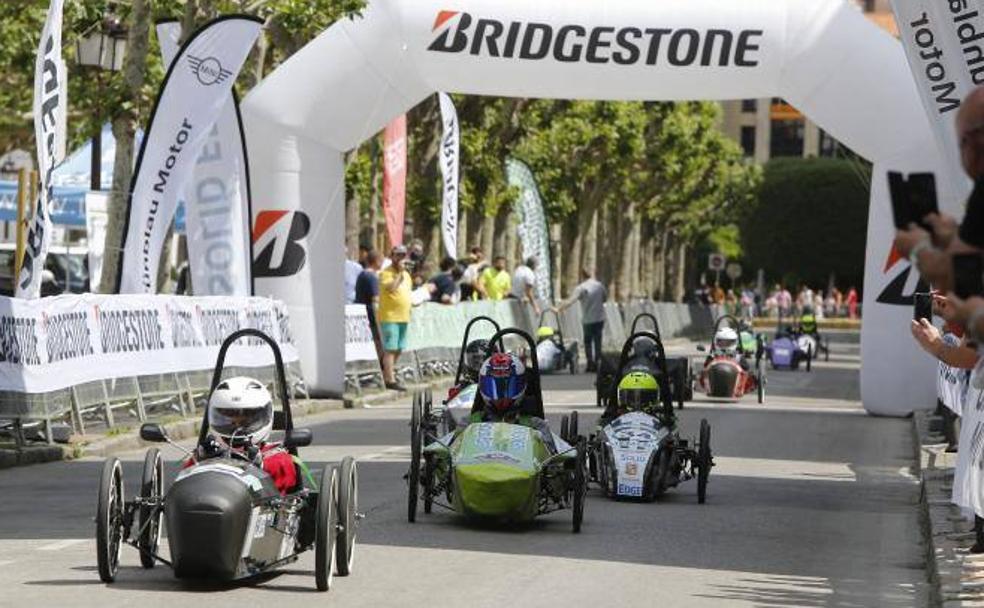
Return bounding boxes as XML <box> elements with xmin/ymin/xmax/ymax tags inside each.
<box><xmin>157</xmin><ymin>21</ymin><xmax>253</xmax><ymax>296</ymax></box>
<box><xmin>382</xmin><ymin>115</ymin><xmax>407</xmax><ymax>247</ymax></box>
<box><xmin>437</xmin><ymin>93</ymin><xmax>459</xmax><ymax>258</ymax></box>
<box><xmin>118</xmin><ymin>15</ymin><xmax>261</xmax><ymax>293</ymax></box>
<box><xmin>18</xmin><ymin>0</ymin><xmax>67</xmax><ymax>298</ymax></box>
<box><xmin>505</xmin><ymin>158</ymin><xmax>552</xmax><ymax>301</ymax></box>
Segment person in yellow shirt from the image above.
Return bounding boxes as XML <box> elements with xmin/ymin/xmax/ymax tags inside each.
<box><xmin>378</xmin><ymin>244</ymin><xmax>413</xmax><ymax>391</ymax></box>
<box><xmin>480</xmin><ymin>255</ymin><xmax>511</xmax><ymax>300</ymax></box>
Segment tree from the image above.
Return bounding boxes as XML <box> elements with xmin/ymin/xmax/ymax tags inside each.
<box><xmin>741</xmin><ymin>157</ymin><xmax>870</xmax><ymax>290</ymax></box>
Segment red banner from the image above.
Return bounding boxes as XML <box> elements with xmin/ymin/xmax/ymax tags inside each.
<box><xmin>382</xmin><ymin>115</ymin><xmax>407</xmax><ymax>247</ymax></box>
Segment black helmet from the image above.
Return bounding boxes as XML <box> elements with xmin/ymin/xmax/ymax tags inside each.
<box><xmin>632</xmin><ymin>335</ymin><xmax>657</xmax><ymax>360</ymax></box>
<box><xmin>464</xmin><ymin>339</ymin><xmax>490</xmax><ymax>377</ymax></box>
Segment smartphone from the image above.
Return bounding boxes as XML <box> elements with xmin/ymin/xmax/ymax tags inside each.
<box><xmin>953</xmin><ymin>253</ymin><xmax>984</xmax><ymax>299</ymax></box>
<box><xmin>888</xmin><ymin>171</ymin><xmax>939</xmax><ymax>230</ymax></box>
<box><xmin>913</xmin><ymin>292</ymin><xmax>933</xmax><ymax>321</ymax></box>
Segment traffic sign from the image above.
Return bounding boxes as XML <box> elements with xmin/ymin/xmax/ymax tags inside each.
<box><xmin>726</xmin><ymin>263</ymin><xmax>742</xmax><ymax>280</ymax></box>
<box><xmin>708</xmin><ymin>253</ymin><xmax>726</xmax><ymax>271</ymax></box>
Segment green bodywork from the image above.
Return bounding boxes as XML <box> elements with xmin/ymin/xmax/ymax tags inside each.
<box><xmin>423</xmin><ymin>422</ymin><xmax>570</xmax><ymax>522</ymax></box>
<box><xmin>739</xmin><ymin>331</ymin><xmax>758</xmax><ymax>353</ymax></box>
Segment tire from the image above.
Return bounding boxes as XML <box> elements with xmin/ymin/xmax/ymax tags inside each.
<box><xmin>560</xmin><ymin>415</ymin><xmax>569</xmax><ymax>444</ymax></box>
<box><xmin>698</xmin><ymin>419</ymin><xmax>711</xmax><ymax>504</ymax></box>
<box><xmin>407</xmin><ymin>393</ymin><xmax>422</xmax><ymax>523</ymax></box>
<box><xmin>572</xmin><ymin>438</ymin><xmax>586</xmax><ymax>533</ymax></box>
<box><xmin>138</xmin><ymin>448</ymin><xmax>163</xmax><ymax>569</ymax></box>
<box><xmin>757</xmin><ymin>366</ymin><xmax>765</xmax><ymax>404</ymax></box>
<box><xmin>335</xmin><ymin>457</ymin><xmax>358</xmax><ymax>576</ymax></box>
<box><xmin>824</xmin><ymin>341</ymin><xmax>830</xmax><ymax>362</ymax></box>
<box><xmin>806</xmin><ymin>346</ymin><xmax>812</xmax><ymax>373</ymax></box>
<box><xmin>570</xmin><ymin>410</ymin><xmax>579</xmax><ymax>441</ymax></box>
<box><xmin>315</xmin><ymin>465</ymin><xmax>339</xmax><ymax>591</ymax></box>
<box><xmin>96</xmin><ymin>457</ymin><xmax>124</xmax><ymax>583</ymax></box>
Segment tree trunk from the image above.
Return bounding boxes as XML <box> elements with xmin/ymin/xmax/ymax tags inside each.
<box><xmin>561</xmin><ymin>213</ymin><xmax>582</xmax><ymax>297</ymax></box>
<box><xmin>655</xmin><ymin>229</ymin><xmax>668</xmax><ymax>301</ymax></box>
<box><xmin>629</xmin><ymin>216</ymin><xmax>642</xmax><ymax>298</ymax></box>
<box><xmin>581</xmin><ymin>204</ymin><xmax>598</xmax><ymax>281</ymax></box>
<box><xmin>505</xmin><ymin>212</ymin><xmax>518</xmax><ymax>270</ymax></box>
<box><xmin>549</xmin><ymin>222</ymin><xmax>562</xmax><ymax>302</ymax></box>
<box><xmin>639</xmin><ymin>223</ymin><xmax>652</xmax><ymax>299</ymax></box>
<box><xmin>493</xmin><ymin>207</ymin><xmax>509</xmax><ymax>259</ymax></box>
<box><xmin>344</xmin><ymin>152</ymin><xmax>360</xmax><ymax>258</ymax></box>
<box><xmin>616</xmin><ymin>201</ymin><xmax>635</xmax><ymax>301</ymax></box>
<box><xmin>98</xmin><ymin>0</ymin><xmax>151</xmax><ymax>293</ymax></box>
<box><xmin>481</xmin><ymin>214</ymin><xmax>495</xmax><ymax>259</ymax></box>
<box><xmin>456</xmin><ymin>205</ymin><xmax>468</xmax><ymax>259</ymax></box>
<box><xmin>672</xmin><ymin>241</ymin><xmax>687</xmax><ymax>302</ymax></box>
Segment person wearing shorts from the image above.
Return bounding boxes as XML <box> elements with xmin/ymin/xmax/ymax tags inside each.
<box><xmin>379</xmin><ymin>245</ymin><xmax>413</xmax><ymax>391</ymax></box>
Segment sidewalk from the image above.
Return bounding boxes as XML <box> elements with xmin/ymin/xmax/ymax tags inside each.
<box><xmin>915</xmin><ymin>408</ymin><xmax>984</xmax><ymax>607</ymax></box>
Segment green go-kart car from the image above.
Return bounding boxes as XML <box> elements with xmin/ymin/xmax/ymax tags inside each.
<box><xmin>406</xmin><ymin>327</ymin><xmax>587</xmax><ymax>532</ymax></box>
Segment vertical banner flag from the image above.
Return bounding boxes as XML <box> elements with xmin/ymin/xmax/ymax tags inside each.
<box><xmin>157</xmin><ymin>21</ymin><xmax>253</xmax><ymax>297</ymax></box>
<box><xmin>382</xmin><ymin>115</ymin><xmax>407</xmax><ymax>247</ymax></box>
<box><xmin>437</xmin><ymin>93</ymin><xmax>459</xmax><ymax>258</ymax></box>
<box><xmin>891</xmin><ymin>0</ymin><xmax>984</xmax><ymax>177</ymax></box>
<box><xmin>18</xmin><ymin>0</ymin><xmax>67</xmax><ymax>298</ymax></box>
<box><xmin>505</xmin><ymin>158</ymin><xmax>552</xmax><ymax>301</ymax></box>
<box><xmin>118</xmin><ymin>15</ymin><xmax>261</xmax><ymax>294</ymax></box>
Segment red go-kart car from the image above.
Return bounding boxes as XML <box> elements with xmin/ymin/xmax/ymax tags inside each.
<box><xmin>695</xmin><ymin>315</ymin><xmax>765</xmax><ymax>404</ymax></box>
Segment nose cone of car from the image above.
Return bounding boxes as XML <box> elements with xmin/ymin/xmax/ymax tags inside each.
<box><xmin>166</xmin><ymin>470</ymin><xmax>252</xmax><ymax>579</ymax></box>
<box><xmin>455</xmin><ymin>462</ymin><xmax>538</xmax><ymax>521</ymax></box>
<box><xmin>707</xmin><ymin>360</ymin><xmax>740</xmax><ymax>398</ymax></box>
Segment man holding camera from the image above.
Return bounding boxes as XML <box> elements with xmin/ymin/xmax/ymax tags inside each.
<box><xmin>378</xmin><ymin>244</ymin><xmax>413</xmax><ymax>391</ymax></box>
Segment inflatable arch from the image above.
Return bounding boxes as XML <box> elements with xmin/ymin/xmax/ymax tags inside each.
<box><xmin>243</xmin><ymin>0</ymin><xmax>961</xmax><ymax>415</ymax></box>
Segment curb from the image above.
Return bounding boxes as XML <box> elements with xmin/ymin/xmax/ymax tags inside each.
<box><xmin>0</xmin><ymin>445</ymin><xmax>66</xmax><ymax>470</ymax></box>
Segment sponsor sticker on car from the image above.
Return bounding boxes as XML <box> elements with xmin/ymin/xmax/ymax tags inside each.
<box><xmin>617</xmin><ymin>483</ymin><xmax>644</xmax><ymax>497</ymax></box>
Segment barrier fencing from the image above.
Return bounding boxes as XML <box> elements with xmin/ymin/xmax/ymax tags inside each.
<box><xmin>344</xmin><ymin>299</ymin><xmax>723</xmax><ymax>394</ymax></box>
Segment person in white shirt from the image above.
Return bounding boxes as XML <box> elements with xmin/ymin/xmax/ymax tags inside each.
<box><xmin>510</xmin><ymin>256</ymin><xmax>541</xmax><ymax>315</ymax></box>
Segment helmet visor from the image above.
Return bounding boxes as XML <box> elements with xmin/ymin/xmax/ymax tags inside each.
<box><xmin>209</xmin><ymin>403</ymin><xmax>272</xmax><ymax>438</ymax></box>
<box><xmin>716</xmin><ymin>337</ymin><xmax>737</xmax><ymax>350</ymax></box>
<box><xmin>618</xmin><ymin>388</ymin><xmax>660</xmax><ymax>410</ymax></box>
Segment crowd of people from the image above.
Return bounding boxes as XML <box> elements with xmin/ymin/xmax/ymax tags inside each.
<box><xmin>892</xmin><ymin>86</ymin><xmax>984</xmax><ymax>551</ymax></box>
<box><xmin>692</xmin><ymin>283</ymin><xmax>860</xmax><ymax>320</ymax></box>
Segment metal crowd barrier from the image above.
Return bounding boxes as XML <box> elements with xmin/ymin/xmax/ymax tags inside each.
<box><xmin>0</xmin><ymin>361</ymin><xmax>308</xmax><ymax>445</ymax></box>
<box><xmin>344</xmin><ymin>299</ymin><xmax>722</xmax><ymax>394</ymax></box>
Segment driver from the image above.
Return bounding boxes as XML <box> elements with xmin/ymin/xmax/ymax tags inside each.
<box><xmin>471</xmin><ymin>352</ymin><xmax>558</xmax><ymax>453</ymax></box>
<box><xmin>601</xmin><ymin>371</ymin><xmax>671</xmax><ymax>427</ymax></box>
<box><xmin>183</xmin><ymin>377</ymin><xmax>303</xmax><ymax>495</ymax></box>
<box><xmin>707</xmin><ymin>326</ymin><xmax>749</xmax><ymax>371</ymax></box>
<box><xmin>799</xmin><ymin>307</ymin><xmax>819</xmax><ymax>337</ymax></box>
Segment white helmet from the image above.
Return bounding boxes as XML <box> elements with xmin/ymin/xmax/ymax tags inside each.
<box><xmin>713</xmin><ymin>327</ymin><xmax>739</xmax><ymax>354</ymax></box>
<box><xmin>208</xmin><ymin>377</ymin><xmax>273</xmax><ymax>447</ymax></box>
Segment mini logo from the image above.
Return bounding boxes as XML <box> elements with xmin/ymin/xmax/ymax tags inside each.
<box><xmin>187</xmin><ymin>55</ymin><xmax>232</xmax><ymax>86</ymax></box>
<box><xmin>252</xmin><ymin>210</ymin><xmax>311</xmax><ymax>278</ymax></box>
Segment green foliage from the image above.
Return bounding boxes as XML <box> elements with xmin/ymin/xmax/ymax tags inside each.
<box><xmin>707</xmin><ymin>224</ymin><xmax>742</xmax><ymax>259</ymax></box>
<box><xmin>740</xmin><ymin>157</ymin><xmax>871</xmax><ymax>289</ymax></box>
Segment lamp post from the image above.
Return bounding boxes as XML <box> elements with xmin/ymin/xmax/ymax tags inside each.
<box><xmin>75</xmin><ymin>15</ymin><xmax>127</xmax><ymax>192</ymax></box>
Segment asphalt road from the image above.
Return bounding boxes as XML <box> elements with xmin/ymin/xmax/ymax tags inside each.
<box><xmin>0</xmin><ymin>333</ymin><xmax>930</xmax><ymax>607</ymax></box>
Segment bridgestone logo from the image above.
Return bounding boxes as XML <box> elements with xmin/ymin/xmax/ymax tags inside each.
<box><xmin>428</xmin><ymin>11</ymin><xmax>763</xmax><ymax>67</ymax></box>
<box><xmin>0</xmin><ymin>317</ymin><xmax>40</xmax><ymax>365</ymax></box>
<box><xmin>99</xmin><ymin>309</ymin><xmax>166</xmax><ymax>354</ymax></box>
<box><xmin>45</xmin><ymin>312</ymin><xmax>94</xmax><ymax>363</ymax></box>
<box><xmin>169</xmin><ymin>308</ymin><xmax>202</xmax><ymax>349</ymax></box>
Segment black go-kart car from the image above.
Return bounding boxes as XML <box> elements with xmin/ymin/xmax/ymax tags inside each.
<box><xmin>94</xmin><ymin>329</ymin><xmax>358</xmax><ymax>591</ymax></box>
<box><xmin>589</xmin><ymin>328</ymin><xmax>713</xmax><ymax>502</ymax></box>
<box><xmin>596</xmin><ymin>313</ymin><xmax>692</xmax><ymax>409</ymax></box>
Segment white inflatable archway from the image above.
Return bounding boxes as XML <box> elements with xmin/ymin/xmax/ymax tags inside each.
<box><xmin>243</xmin><ymin>0</ymin><xmax>958</xmax><ymax>415</ymax></box>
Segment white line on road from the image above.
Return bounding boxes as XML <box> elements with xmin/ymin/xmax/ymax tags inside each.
<box><xmin>0</xmin><ymin>560</ymin><xmax>13</xmax><ymax>567</ymax></box>
<box><xmin>36</xmin><ymin>539</ymin><xmax>86</xmax><ymax>551</ymax></box>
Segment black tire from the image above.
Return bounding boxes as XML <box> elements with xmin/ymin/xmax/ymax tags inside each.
<box><xmin>315</xmin><ymin>465</ymin><xmax>339</xmax><ymax>591</ymax></box>
<box><xmin>757</xmin><ymin>367</ymin><xmax>765</xmax><ymax>404</ymax></box>
<box><xmin>587</xmin><ymin>437</ymin><xmax>599</xmax><ymax>482</ymax></box>
<box><xmin>570</xmin><ymin>410</ymin><xmax>579</xmax><ymax>441</ymax></box>
<box><xmin>697</xmin><ymin>419</ymin><xmax>711</xmax><ymax>504</ymax></box>
<box><xmin>560</xmin><ymin>415</ymin><xmax>569</xmax><ymax>444</ymax></box>
<box><xmin>138</xmin><ymin>448</ymin><xmax>163</xmax><ymax>569</ymax></box>
<box><xmin>96</xmin><ymin>457</ymin><xmax>124</xmax><ymax>583</ymax></box>
<box><xmin>407</xmin><ymin>393</ymin><xmax>421</xmax><ymax>523</ymax></box>
<box><xmin>572</xmin><ymin>438</ymin><xmax>586</xmax><ymax>533</ymax></box>
<box><xmin>335</xmin><ymin>456</ymin><xmax>357</xmax><ymax>576</ymax></box>
<box><xmin>806</xmin><ymin>345</ymin><xmax>812</xmax><ymax>373</ymax></box>
<box><xmin>824</xmin><ymin>341</ymin><xmax>830</xmax><ymax>362</ymax></box>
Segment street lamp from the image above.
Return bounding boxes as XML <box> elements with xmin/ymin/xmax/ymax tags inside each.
<box><xmin>75</xmin><ymin>15</ymin><xmax>127</xmax><ymax>192</ymax></box>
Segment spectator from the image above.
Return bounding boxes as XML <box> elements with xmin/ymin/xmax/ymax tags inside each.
<box><xmin>427</xmin><ymin>256</ymin><xmax>460</xmax><ymax>304</ymax></box>
<box><xmin>845</xmin><ymin>287</ymin><xmax>858</xmax><ymax>319</ymax></box>
<box><xmin>556</xmin><ymin>267</ymin><xmax>608</xmax><ymax>372</ymax></box>
<box><xmin>911</xmin><ymin>295</ymin><xmax>980</xmax><ymax>369</ymax></box>
<box><xmin>355</xmin><ymin>250</ymin><xmax>382</xmax><ymax>360</ymax></box>
<box><xmin>378</xmin><ymin>244</ymin><xmax>413</xmax><ymax>391</ymax></box>
<box><xmin>740</xmin><ymin>287</ymin><xmax>755</xmax><ymax>319</ymax></box>
<box><xmin>510</xmin><ymin>256</ymin><xmax>541</xmax><ymax>315</ymax></box>
<box><xmin>813</xmin><ymin>290</ymin><xmax>825</xmax><ymax>320</ymax></box>
<box><xmin>357</xmin><ymin>243</ymin><xmax>370</xmax><ymax>267</ymax></box>
<box><xmin>344</xmin><ymin>251</ymin><xmax>363</xmax><ymax>305</ymax></box>
<box><xmin>480</xmin><ymin>255</ymin><xmax>511</xmax><ymax>300</ymax></box>
<box><xmin>460</xmin><ymin>246</ymin><xmax>487</xmax><ymax>300</ymax></box>
<box><xmin>775</xmin><ymin>283</ymin><xmax>793</xmax><ymax>318</ymax></box>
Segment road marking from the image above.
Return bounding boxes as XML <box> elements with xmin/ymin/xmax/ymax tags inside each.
<box><xmin>36</xmin><ymin>539</ymin><xmax>86</xmax><ymax>551</ymax></box>
<box><xmin>0</xmin><ymin>560</ymin><xmax>13</xmax><ymax>567</ymax></box>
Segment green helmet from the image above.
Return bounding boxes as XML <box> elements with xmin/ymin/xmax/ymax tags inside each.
<box><xmin>617</xmin><ymin>371</ymin><xmax>660</xmax><ymax>411</ymax></box>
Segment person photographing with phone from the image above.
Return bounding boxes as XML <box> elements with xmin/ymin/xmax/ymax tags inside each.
<box><xmin>379</xmin><ymin>244</ymin><xmax>413</xmax><ymax>391</ymax></box>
